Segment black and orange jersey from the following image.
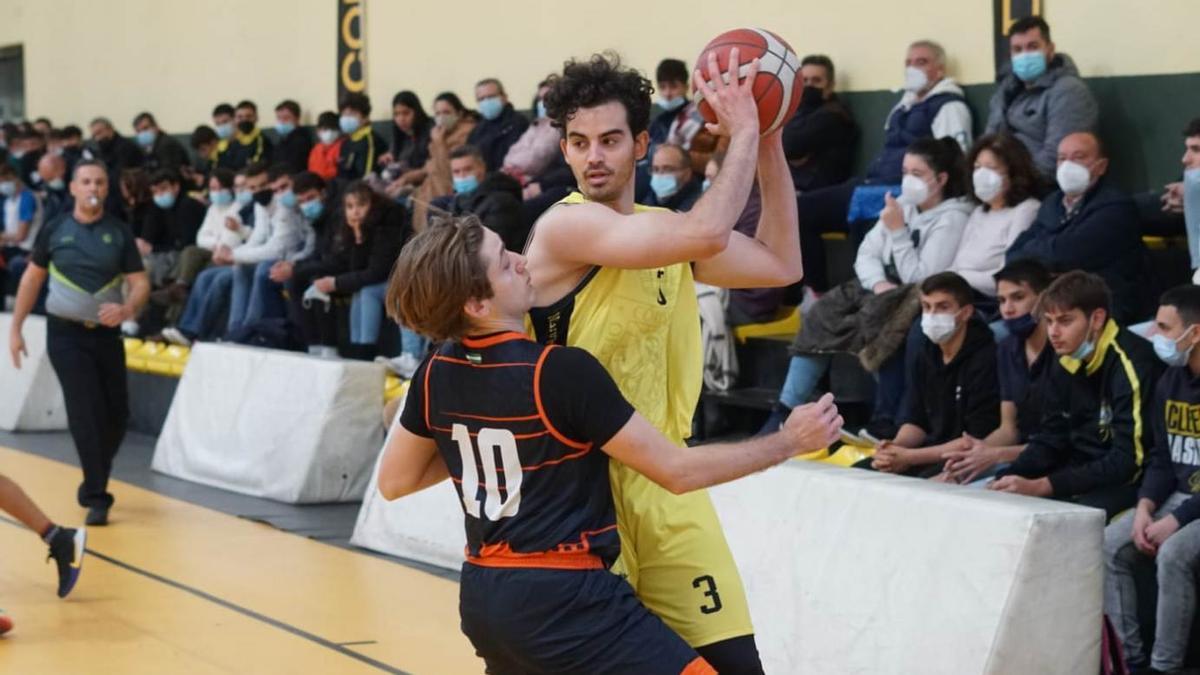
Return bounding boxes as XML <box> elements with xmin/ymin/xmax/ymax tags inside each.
<box><xmin>400</xmin><ymin>331</ymin><xmax>635</xmax><ymax>570</ymax></box>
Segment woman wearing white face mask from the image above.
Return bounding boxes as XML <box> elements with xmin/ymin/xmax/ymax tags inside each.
<box><xmin>411</xmin><ymin>92</ymin><xmax>478</xmax><ymax>232</ymax></box>
<box><xmin>761</xmin><ymin>138</ymin><xmax>974</xmax><ymax>434</ymax></box>
<box><xmin>946</xmin><ymin>134</ymin><xmax>1042</xmax><ymax>308</ymax></box>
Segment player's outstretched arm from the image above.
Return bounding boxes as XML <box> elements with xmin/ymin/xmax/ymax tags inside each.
<box><xmin>378</xmin><ymin>424</ymin><xmax>451</xmax><ymax>500</ymax></box>
<box><xmin>603</xmin><ymin>394</ymin><xmax>842</xmax><ymax>494</ymax></box>
<box><xmin>693</xmin><ymin>129</ymin><xmax>803</xmax><ymax>288</ymax></box>
<box><xmin>529</xmin><ymin>51</ymin><xmax>761</xmax><ymax>272</ymax></box>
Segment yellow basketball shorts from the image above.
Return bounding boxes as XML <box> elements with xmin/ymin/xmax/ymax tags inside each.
<box><xmin>608</xmin><ymin>459</ymin><xmax>754</xmax><ymax>647</ymax></box>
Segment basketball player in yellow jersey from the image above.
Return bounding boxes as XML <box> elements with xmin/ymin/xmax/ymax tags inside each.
<box><xmin>524</xmin><ymin>51</ymin><xmax>802</xmax><ymax>673</ymax></box>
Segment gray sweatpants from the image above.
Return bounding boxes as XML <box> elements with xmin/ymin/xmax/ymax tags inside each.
<box><xmin>1103</xmin><ymin>491</ymin><xmax>1200</xmax><ymax>670</ymax></box>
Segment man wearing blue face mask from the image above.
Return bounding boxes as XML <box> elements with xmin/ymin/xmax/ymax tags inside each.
<box><xmin>272</xmin><ymin>99</ymin><xmax>312</xmax><ymax>174</ymax></box>
<box><xmin>1104</xmin><ymin>284</ymin><xmax>1200</xmax><ymax>675</ymax></box>
<box><xmin>139</xmin><ymin>168</ymin><xmax>206</xmax><ymax>290</ymax></box>
<box><xmin>989</xmin><ymin>271</ymin><xmax>1160</xmax><ymax>519</ymax></box>
<box><xmin>337</xmin><ymin>93</ymin><xmax>385</xmax><ymax>182</ymax></box>
<box><xmin>432</xmin><ymin>145</ymin><xmax>526</xmax><ymax>252</ymax></box>
<box><xmin>35</xmin><ymin>152</ymin><xmax>72</xmax><ymax>223</ymax></box>
<box><xmin>985</xmin><ymin>16</ymin><xmax>1098</xmax><ymax>180</ymax></box>
<box><xmin>467</xmin><ymin>78</ymin><xmax>529</xmax><ymax>172</ymax></box>
<box><xmin>646</xmin><ymin>144</ymin><xmax>703</xmax><ymax>212</ymax></box>
<box><xmin>132</xmin><ymin>112</ymin><xmax>189</xmax><ymax>173</ymax></box>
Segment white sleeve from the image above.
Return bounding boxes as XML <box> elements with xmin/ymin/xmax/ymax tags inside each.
<box><xmin>1004</xmin><ymin>199</ymin><xmax>1041</xmax><ymax>249</ymax></box>
<box><xmin>854</xmin><ymin>222</ymin><xmax>889</xmax><ymax>289</ymax></box>
<box><xmin>888</xmin><ymin>214</ymin><xmax>967</xmax><ymax>285</ymax></box>
<box><xmin>195</xmin><ymin>207</ymin><xmax>220</xmax><ymax>249</ymax></box>
<box><xmin>931</xmin><ymin>101</ymin><xmax>974</xmax><ymax>151</ymax></box>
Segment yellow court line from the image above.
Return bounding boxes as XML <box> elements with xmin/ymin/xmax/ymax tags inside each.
<box><xmin>0</xmin><ymin>445</ymin><xmax>481</xmax><ymax>674</ymax></box>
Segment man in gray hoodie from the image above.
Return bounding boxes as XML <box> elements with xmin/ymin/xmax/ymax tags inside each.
<box><xmin>985</xmin><ymin>16</ymin><xmax>1099</xmax><ymax>180</ymax></box>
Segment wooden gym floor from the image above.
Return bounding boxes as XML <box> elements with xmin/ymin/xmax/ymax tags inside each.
<box><xmin>0</xmin><ymin>442</ymin><xmax>482</xmax><ymax>674</ymax></box>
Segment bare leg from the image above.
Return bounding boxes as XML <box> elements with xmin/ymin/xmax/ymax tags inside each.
<box><xmin>0</xmin><ymin>473</ymin><xmax>53</xmax><ymax>537</ymax></box>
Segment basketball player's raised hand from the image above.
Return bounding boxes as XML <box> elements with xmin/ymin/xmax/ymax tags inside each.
<box><xmin>693</xmin><ymin>48</ymin><xmax>760</xmax><ymax>139</ymax></box>
<box><xmin>783</xmin><ymin>392</ymin><xmax>843</xmax><ymax>455</ymax></box>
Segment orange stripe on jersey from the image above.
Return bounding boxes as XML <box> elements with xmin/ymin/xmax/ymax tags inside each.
<box><xmin>460</xmin><ymin>331</ymin><xmax>532</xmax><ymax>349</ymax></box>
<box><xmin>433</xmin><ymin>355</ymin><xmax>537</xmax><ymax>369</ymax></box>
<box><xmin>521</xmin><ymin>446</ymin><xmax>591</xmax><ymax>471</ymax></box>
<box><xmin>431</xmin><ymin>426</ymin><xmax>549</xmax><ymax>441</ymax></box>
<box><xmin>444</xmin><ymin>411</ymin><xmax>543</xmax><ymax>423</ymax></box>
<box><xmin>680</xmin><ymin>656</ymin><xmax>717</xmax><ymax>675</ymax></box>
<box><xmin>532</xmin><ymin>346</ymin><xmax>591</xmax><ymax>451</ymax></box>
<box><xmin>466</xmin><ymin>541</ymin><xmax>605</xmax><ymax>571</ymax></box>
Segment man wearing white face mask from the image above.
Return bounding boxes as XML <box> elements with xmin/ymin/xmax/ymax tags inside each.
<box><xmin>985</xmin><ymin>16</ymin><xmax>1098</xmax><ymax>180</ymax></box>
<box><xmin>989</xmin><ymin>271</ymin><xmax>1158</xmax><ymax>519</ymax></box>
<box><xmin>868</xmin><ymin>272</ymin><xmax>1000</xmax><ymax>477</ymax></box>
<box><xmin>467</xmin><ymin>78</ymin><xmax>529</xmax><ymax>172</ymax></box>
<box><xmin>1104</xmin><ymin>284</ymin><xmax>1200</xmax><ymax>675</ymax></box>
<box><xmin>1007</xmin><ymin>132</ymin><xmax>1145</xmax><ymax>322</ymax></box>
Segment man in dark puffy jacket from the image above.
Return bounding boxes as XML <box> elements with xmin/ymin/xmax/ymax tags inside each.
<box><xmin>132</xmin><ymin>112</ymin><xmax>190</xmax><ymax>173</ymax></box>
<box><xmin>781</xmin><ymin>54</ymin><xmax>859</xmax><ymax>193</ymax></box>
<box><xmin>985</xmin><ymin>16</ymin><xmax>1099</xmax><ymax>180</ymax></box>
<box><xmin>1007</xmin><ymin>132</ymin><xmax>1146</xmax><ymax>323</ymax></box>
<box><xmin>434</xmin><ymin>144</ymin><xmax>527</xmax><ymax>252</ymax></box>
<box><xmin>467</xmin><ymin>78</ymin><xmax>529</xmax><ymax>172</ymax></box>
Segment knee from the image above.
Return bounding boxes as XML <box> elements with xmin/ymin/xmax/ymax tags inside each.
<box><xmin>1157</xmin><ymin>532</ymin><xmax>1199</xmax><ymax>572</ymax></box>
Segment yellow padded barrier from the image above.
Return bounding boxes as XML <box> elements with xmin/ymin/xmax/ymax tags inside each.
<box><xmin>733</xmin><ymin>306</ymin><xmax>801</xmax><ymax>344</ymax></box>
<box><xmin>817</xmin><ymin>443</ymin><xmax>876</xmax><ymax>467</ymax></box>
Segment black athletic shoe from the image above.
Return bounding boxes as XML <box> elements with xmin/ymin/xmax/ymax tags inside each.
<box><xmin>85</xmin><ymin>506</ymin><xmax>109</xmax><ymax>526</ymax></box>
<box><xmin>47</xmin><ymin>527</ymin><xmax>86</xmax><ymax>598</ymax></box>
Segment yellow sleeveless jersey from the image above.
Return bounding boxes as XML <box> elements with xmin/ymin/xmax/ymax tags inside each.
<box><xmin>528</xmin><ymin>192</ymin><xmax>702</xmax><ymax>445</ymax></box>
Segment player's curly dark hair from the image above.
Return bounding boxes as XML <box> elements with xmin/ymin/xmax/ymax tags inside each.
<box><xmin>543</xmin><ymin>52</ymin><xmax>654</xmax><ymax>138</ymax></box>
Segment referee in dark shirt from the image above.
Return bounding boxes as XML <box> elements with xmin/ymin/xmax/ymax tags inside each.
<box><xmin>7</xmin><ymin>160</ymin><xmax>149</xmax><ymax>526</ymax></box>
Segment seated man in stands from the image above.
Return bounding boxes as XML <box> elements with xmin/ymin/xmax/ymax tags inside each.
<box><xmin>35</xmin><ymin>152</ymin><xmax>72</xmax><ymax>223</ymax></box>
<box><xmin>337</xmin><ymin>93</ymin><xmax>385</xmax><ymax>182</ymax></box>
<box><xmin>432</xmin><ymin>145</ymin><xmax>526</xmax><ymax>252</ymax></box>
<box><xmin>0</xmin><ymin>162</ymin><xmax>42</xmax><ymax>301</ymax></box>
<box><xmin>647</xmin><ymin>143</ymin><xmax>703</xmax><ymax>211</ymax></box>
<box><xmin>219</xmin><ymin>100</ymin><xmax>273</xmax><ymax>170</ymax></box>
<box><xmin>467</xmin><ymin>78</ymin><xmax>529</xmax><ymax>172</ymax></box>
<box><xmin>985</xmin><ymin>16</ymin><xmax>1099</xmax><ymax>180</ymax></box>
<box><xmin>989</xmin><ymin>271</ymin><xmax>1158</xmax><ymax>519</ymax></box>
<box><xmin>1006</xmin><ymin>132</ymin><xmax>1145</xmax><ymax>322</ymax></box>
<box><xmin>133</xmin><ymin>112</ymin><xmax>190</xmax><ymax>173</ymax></box>
<box><xmin>273</xmin><ymin>99</ymin><xmax>313</xmax><ymax>174</ymax></box>
<box><xmin>868</xmin><ymin>272</ymin><xmax>999</xmax><ymax>477</ymax></box>
<box><xmin>781</xmin><ymin>54</ymin><xmax>859</xmax><ymax>193</ymax></box>
<box><xmin>138</xmin><ymin>168</ymin><xmax>206</xmax><ymax>291</ymax></box>
<box><xmin>797</xmin><ymin>39</ymin><xmax>972</xmax><ymax>291</ymax></box>
<box><xmin>939</xmin><ymin>260</ymin><xmax>1056</xmax><ymax>483</ymax></box>
<box><xmin>1169</xmin><ymin>118</ymin><xmax>1200</xmax><ymax>280</ymax></box>
<box><xmin>1104</xmin><ymin>284</ymin><xmax>1200</xmax><ymax>675</ymax></box>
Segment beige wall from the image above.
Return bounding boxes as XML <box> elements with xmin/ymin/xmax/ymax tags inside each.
<box><xmin>0</xmin><ymin>0</ymin><xmax>1196</xmax><ymax>132</ymax></box>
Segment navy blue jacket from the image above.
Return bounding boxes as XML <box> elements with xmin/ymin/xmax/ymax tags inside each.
<box><xmin>1141</xmin><ymin>366</ymin><xmax>1200</xmax><ymax>526</ymax></box>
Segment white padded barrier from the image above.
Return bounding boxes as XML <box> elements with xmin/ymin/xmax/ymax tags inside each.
<box><xmin>353</xmin><ymin>402</ymin><xmax>1103</xmax><ymax>674</ymax></box>
<box><xmin>152</xmin><ymin>343</ymin><xmax>384</xmax><ymax>503</ymax></box>
<box><xmin>0</xmin><ymin>313</ymin><xmax>68</xmax><ymax>431</ymax></box>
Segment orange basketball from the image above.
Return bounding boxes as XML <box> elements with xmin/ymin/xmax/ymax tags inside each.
<box><xmin>693</xmin><ymin>28</ymin><xmax>803</xmax><ymax>135</ymax></box>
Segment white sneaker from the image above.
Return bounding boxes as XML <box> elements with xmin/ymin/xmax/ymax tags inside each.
<box><xmin>120</xmin><ymin>320</ymin><xmax>139</xmax><ymax>337</ymax></box>
<box><xmin>382</xmin><ymin>353</ymin><xmax>420</xmax><ymax>379</ymax></box>
<box><xmin>161</xmin><ymin>327</ymin><xmax>192</xmax><ymax>347</ymax></box>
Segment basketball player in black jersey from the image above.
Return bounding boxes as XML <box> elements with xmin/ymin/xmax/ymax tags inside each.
<box><xmin>376</xmin><ymin>216</ymin><xmax>841</xmax><ymax>674</ymax></box>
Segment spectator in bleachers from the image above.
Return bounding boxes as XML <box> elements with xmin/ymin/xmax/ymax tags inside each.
<box><xmin>646</xmin><ymin>143</ymin><xmax>703</xmax><ymax>211</ymax></box>
<box><xmin>947</xmin><ymin>133</ymin><xmax>1042</xmax><ymax>305</ymax></box>
<box><xmin>31</xmin><ymin>118</ymin><xmax>52</xmax><ymax>138</ymax></box>
<box><xmin>1006</xmin><ymin>132</ymin><xmax>1145</xmax><ymax>323</ymax></box>
<box><xmin>989</xmin><ymin>271</ymin><xmax>1158</xmax><ymax>519</ymax></box>
<box><xmin>0</xmin><ymin>163</ymin><xmax>42</xmax><ymax>298</ymax></box>
<box><xmin>308</xmin><ymin>111</ymin><xmax>344</xmax><ymax>182</ymax></box>
<box><xmin>225</xmin><ymin>163</ymin><xmax>307</xmax><ymax>335</ymax></box>
<box><xmin>273</xmin><ymin>100</ymin><xmax>313</xmax><ymax>174</ymax></box>
<box><xmin>761</xmin><ymin>137</ymin><xmax>973</xmax><ymax>432</ymax></box>
<box><xmin>938</xmin><ymin>260</ymin><xmax>1055</xmax><ymax>484</ymax></box>
<box><xmin>649</xmin><ymin>58</ymin><xmax>689</xmax><ymax>145</ymax></box>
<box><xmin>781</xmin><ymin>54</ymin><xmax>859</xmax><ymax>193</ymax></box>
<box><xmin>35</xmin><ymin>152</ymin><xmax>71</xmax><ymax>224</ymax></box>
<box><xmin>984</xmin><ymin>16</ymin><xmax>1099</xmax><ymax>180</ymax></box>
<box><xmin>647</xmin><ymin>58</ymin><xmax>723</xmax><ymax>175</ymax></box>
<box><xmin>411</xmin><ymin>93</ymin><xmax>478</xmax><ymax>232</ymax></box>
<box><xmin>139</xmin><ymin>168</ymin><xmax>206</xmax><ymax>289</ymax></box>
<box><xmin>289</xmin><ymin>180</ymin><xmax>409</xmax><ymax>360</ymax></box>
<box><xmin>132</xmin><ymin>112</ymin><xmax>189</xmax><ymax>173</ymax></box>
<box><xmin>337</xmin><ymin>93</ymin><xmax>384</xmax><ymax>182</ymax></box>
<box><xmin>211</xmin><ymin>103</ymin><xmax>235</xmax><ymax>142</ymax></box>
<box><xmin>162</xmin><ymin>166</ymin><xmax>267</xmax><ymax>346</ymax></box>
<box><xmin>157</xmin><ymin>168</ymin><xmax>249</xmax><ymax>309</ymax></box>
<box><xmin>467</xmin><ymin>78</ymin><xmax>529</xmax><ymax>172</ymax></box>
<box><xmin>1175</xmin><ymin>118</ymin><xmax>1200</xmax><ymax>281</ymax></box>
<box><xmin>380</xmin><ymin>91</ymin><xmax>432</xmax><ymax>193</ymax></box>
<box><xmin>431</xmin><ymin>145</ymin><xmax>526</xmax><ymax>253</ymax></box>
<box><xmin>1104</xmin><ymin>284</ymin><xmax>1200</xmax><ymax>675</ymax></box>
<box><xmin>87</xmin><ymin>117</ymin><xmax>141</xmax><ymax>175</ymax></box>
<box><xmin>11</xmin><ymin>129</ymin><xmax>46</xmax><ymax>186</ymax></box>
<box><xmin>218</xmin><ymin>100</ymin><xmax>273</xmax><ymax>170</ymax></box>
<box><xmin>47</xmin><ymin>128</ymin><xmax>82</xmax><ymax>176</ymax></box>
<box><xmin>117</xmin><ymin>168</ymin><xmax>152</xmax><ymax>238</ymax></box>
<box><xmin>797</xmin><ymin>40</ymin><xmax>972</xmax><ymax>291</ymax></box>
<box><xmin>500</xmin><ymin>79</ymin><xmax>560</xmax><ymax>189</ymax></box>
<box><xmin>186</xmin><ymin>125</ymin><xmax>219</xmax><ymax>190</ymax></box>
<box><xmin>868</xmin><ymin>272</ymin><xmax>999</xmax><ymax>477</ymax></box>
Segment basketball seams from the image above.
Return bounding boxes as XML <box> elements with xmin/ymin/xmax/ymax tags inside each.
<box><xmin>695</xmin><ymin>27</ymin><xmax>802</xmax><ymax>133</ymax></box>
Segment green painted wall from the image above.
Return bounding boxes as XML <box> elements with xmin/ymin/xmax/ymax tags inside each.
<box><xmin>839</xmin><ymin>72</ymin><xmax>1200</xmax><ymax>193</ymax></box>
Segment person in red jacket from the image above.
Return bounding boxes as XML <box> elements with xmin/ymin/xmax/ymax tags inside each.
<box><xmin>307</xmin><ymin>111</ymin><xmax>344</xmax><ymax>182</ymax></box>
